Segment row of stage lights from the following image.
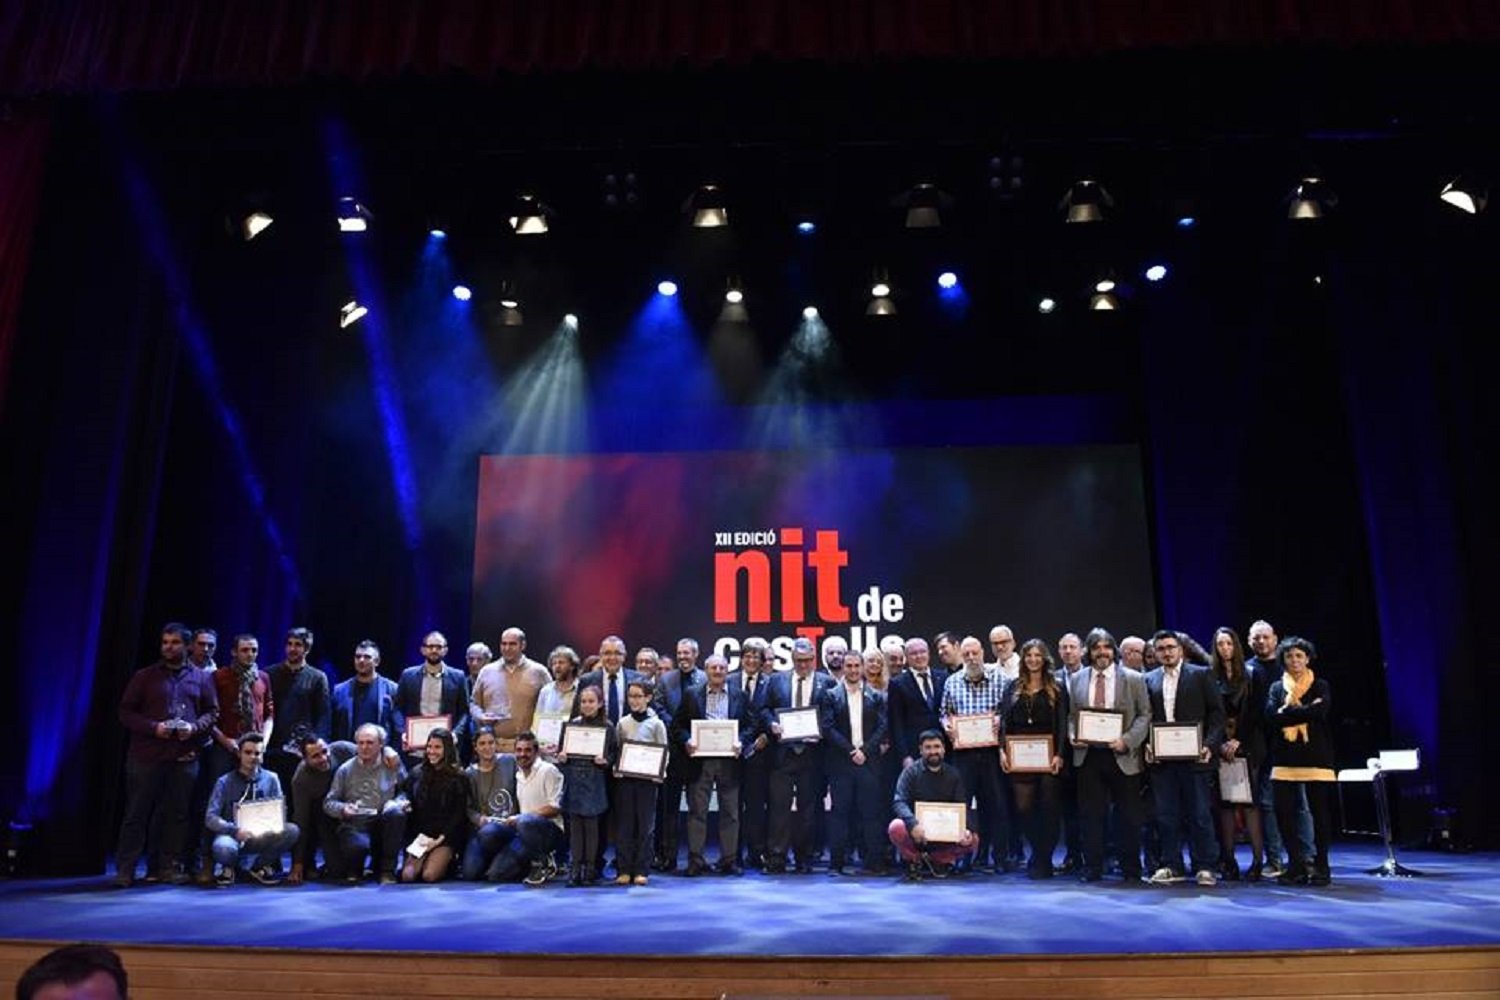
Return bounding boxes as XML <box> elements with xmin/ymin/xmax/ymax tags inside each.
<box><xmin>335</xmin><ymin>261</ymin><xmax>1171</xmax><ymax>330</ymax></box>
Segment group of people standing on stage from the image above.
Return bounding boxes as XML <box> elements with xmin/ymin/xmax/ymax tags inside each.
<box><xmin>111</xmin><ymin>616</ymin><xmax>1337</xmax><ymax>889</ymax></box>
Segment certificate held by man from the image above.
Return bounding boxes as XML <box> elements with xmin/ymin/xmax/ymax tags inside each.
<box><xmin>951</xmin><ymin>713</ymin><xmax>998</xmax><ymax>749</ymax></box>
<box><xmin>1077</xmin><ymin>709</ymin><xmax>1124</xmax><ymax>745</ymax></box>
<box><xmin>561</xmin><ymin>723</ymin><xmax>608</xmax><ymax>759</ymax></box>
<box><xmin>1151</xmin><ymin>722</ymin><xmax>1203</xmax><ymax>761</ymax></box>
<box><xmin>914</xmin><ymin>801</ymin><xmax>967</xmax><ymax>843</ymax></box>
<box><xmin>690</xmin><ymin>719</ymin><xmax>740</xmax><ymax>757</ymax></box>
<box><xmin>776</xmin><ymin>706</ymin><xmax>821</xmax><ymax>743</ymax></box>
<box><xmin>234</xmin><ymin>798</ymin><xmax>285</xmax><ymax>838</ymax></box>
<box><xmin>405</xmin><ymin>714</ymin><xmax>451</xmax><ymax>751</ymax></box>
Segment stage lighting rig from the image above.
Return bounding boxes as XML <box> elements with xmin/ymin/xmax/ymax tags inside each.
<box><xmin>1059</xmin><ymin>179</ymin><xmax>1112</xmax><ymax>223</ymax></box>
<box><xmin>685</xmin><ymin>184</ymin><xmax>729</xmax><ymax>228</ymax></box>
<box><xmin>1285</xmin><ymin>176</ymin><xmax>1336</xmax><ymax>220</ymax></box>
<box><xmin>508</xmin><ymin>193</ymin><xmax>553</xmax><ymax>235</ymax></box>
<box><xmin>1439</xmin><ymin>174</ymin><xmax>1488</xmax><ymax>215</ymax></box>
<box><xmin>894</xmin><ymin>182</ymin><xmax>952</xmax><ymax>229</ymax></box>
<box><xmin>339</xmin><ymin>299</ymin><xmax>368</xmax><ymax>328</ymax></box>
<box><xmin>336</xmin><ymin>197</ymin><xmax>372</xmax><ymax>233</ymax></box>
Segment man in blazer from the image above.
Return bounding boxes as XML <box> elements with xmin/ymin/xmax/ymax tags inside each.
<box><xmin>730</xmin><ymin>638</ymin><xmax>775</xmax><ymax>869</ymax></box>
<box><xmin>650</xmin><ymin>638</ymin><xmax>707</xmax><ymax>872</ymax></box>
<box><xmin>1067</xmin><ymin>627</ymin><xmax>1151</xmax><ymax>884</ymax></box>
<box><xmin>1143</xmin><ymin>630</ymin><xmax>1226</xmax><ymax>886</ymax></box>
<box><xmin>574</xmin><ymin>635</ymin><xmax>645</xmax><ymax>726</ymax></box>
<box><xmin>331</xmin><ymin>641</ymin><xmax>400</xmax><ymax>744</ymax></box>
<box><xmin>886</xmin><ymin>637</ymin><xmax>950</xmax><ymax>766</ymax></box>
<box><xmin>392</xmin><ymin>631</ymin><xmax>470</xmax><ymax>764</ymax></box>
<box><xmin>820</xmin><ymin>649</ymin><xmax>890</xmax><ymax>874</ymax></box>
<box><xmin>672</xmin><ymin>654</ymin><xmax>759</xmax><ymax>875</ymax></box>
<box><xmin>762</xmin><ymin>637</ymin><xmax>837</xmax><ymax>873</ymax></box>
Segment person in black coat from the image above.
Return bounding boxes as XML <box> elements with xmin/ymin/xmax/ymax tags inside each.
<box><xmin>1210</xmin><ymin>626</ymin><xmax>1268</xmax><ymax>879</ymax></box>
<box><xmin>1265</xmin><ymin>636</ymin><xmax>1337</xmax><ymax>886</ymax></box>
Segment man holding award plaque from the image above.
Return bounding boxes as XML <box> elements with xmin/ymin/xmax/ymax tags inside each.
<box><xmin>888</xmin><ymin>730</ymin><xmax>976</xmax><ymax>879</ymax></box>
<box><xmin>673</xmin><ymin>654</ymin><xmax>757</xmax><ymax>875</ymax></box>
<box><xmin>1143</xmin><ymin>630</ymin><xmax>1226</xmax><ymax>887</ymax></box>
<box><xmin>203</xmin><ymin>732</ymin><xmax>300</xmax><ymax>886</ymax></box>
<box><xmin>393</xmin><ymin>631</ymin><xmax>470</xmax><ymax>766</ymax></box>
<box><xmin>938</xmin><ymin>637</ymin><xmax>1011</xmax><ymax>873</ymax></box>
<box><xmin>763</xmin><ymin>637</ymin><xmax>835</xmax><ymax>874</ymax></box>
<box><xmin>1066</xmin><ymin>627</ymin><xmax>1151</xmax><ymax>884</ymax></box>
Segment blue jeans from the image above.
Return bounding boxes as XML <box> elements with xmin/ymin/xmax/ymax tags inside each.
<box><xmin>1151</xmin><ymin>764</ymin><xmax>1218</xmax><ymax>873</ymax></box>
<box><xmin>1260</xmin><ymin>769</ymin><xmax>1314</xmax><ymax>862</ymax></box>
<box><xmin>211</xmin><ymin>825</ymin><xmax>301</xmax><ymax>870</ymax></box>
<box><xmin>334</xmin><ymin>811</ymin><xmax>407</xmax><ymax>878</ymax></box>
<box><xmin>477</xmin><ymin>815</ymin><xmax>562</xmax><ymax>882</ymax></box>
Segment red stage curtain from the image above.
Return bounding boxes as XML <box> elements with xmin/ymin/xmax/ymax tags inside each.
<box><xmin>2</xmin><ymin>0</ymin><xmax>1497</xmax><ymax>95</ymax></box>
<box><xmin>0</xmin><ymin>104</ymin><xmax>50</xmax><ymax>413</ymax></box>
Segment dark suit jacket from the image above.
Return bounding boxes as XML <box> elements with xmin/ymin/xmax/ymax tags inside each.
<box><xmin>887</xmin><ymin>667</ymin><xmax>951</xmax><ymax>760</ymax></box>
<box><xmin>574</xmin><ymin>668</ymin><xmax>647</xmax><ymax>722</ymax></box>
<box><xmin>652</xmin><ymin>667</ymin><xmax>707</xmax><ymax>731</ymax></box>
<box><xmin>330</xmin><ymin>675</ymin><xmax>400</xmax><ymax>744</ymax></box>
<box><xmin>671</xmin><ymin>682</ymin><xmax>758</xmax><ymax>778</ymax></box>
<box><xmin>763</xmin><ymin>669</ymin><xmax>837</xmax><ymax>764</ymax></box>
<box><xmin>393</xmin><ymin>664</ymin><xmax>471</xmax><ymax>752</ymax></box>
<box><xmin>1144</xmin><ymin>662</ymin><xmax>1227</xmax><ymax>766</ymax></box>
<box><xmin>819</xmin><ymin>684</ymin><xmax>888</xmax><ymax>768</ymax></box>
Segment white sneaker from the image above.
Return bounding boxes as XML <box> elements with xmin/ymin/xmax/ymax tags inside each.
<box><xmin>1195</xmin><ymin>869</ymin><xmax>1217</xmax><ymax>887</ymax></box>
<box><xmin>1148</xmin><ymin>866</ymin><xmax>1178</xmax><ymax>885</ymax></box>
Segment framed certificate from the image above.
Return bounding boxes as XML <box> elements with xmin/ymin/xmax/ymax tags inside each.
<box><xmin>405</xmin><ymin>714</ymin><xmax>452</xmax><ymax>750</ymax></box>
<box><xmin>1151</xmin><ymin>722</ymin><xmax>1203</xmax><ymax>761</ymax></box>
<box><xmin>914</xmin><ymin>801</ymin><xmax>967</xmax><ymax>844</ymax></box>
<box><xmin>1005</xmin><ymin>734</ymin><xmax>1054</xmax><ymax>773</ymax></box>
<box><xmin>1218</xmin><ymin>757</ymin><xmax>1253</xmax><ymax>804</ymax></box>
<box><xmin>534</xmin><ymin>716</ymin><xmax>564</xmax><ymax>748</ymax></box>
<box><xmin>615</xmin><ymin>739</ymin><xmax>669</xmax><ymax>781</ymax></box>
<box><xmin>951</xmin><ymin>713</ymin><xmax>998</xmax><ymax>749</ymax></box>
<box><xmin>234</xmin><ymin>798</ymin><xmax>285</xmax><ymax>838</ymax></box>
<box><xmin>691</xmin><ymin>719</ymin><xmax>740</xmax><ymax>757</ymax></box>
<box><xmin>405</xmin><ymin>833</ymin><xmax>438</xmax><ymax>858</ymax></box>
<box><xmin>561</xmin><ymin>723</ymin><xmax>608</xmax><ymax>759</ymax></box>
<box><xmin>776</xmin><ymin>707</ymin><xmax>821</xmax><ymax>743</ymax></box>
<box><xmin>1077</xmin><ymin>709</ymin><xmax>1124</xmax><ymax>745</ymax></box>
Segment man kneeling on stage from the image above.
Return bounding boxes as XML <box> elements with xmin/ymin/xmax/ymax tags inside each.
<box><xmin>323</xmin><ymin>723</ymin><xmax>408</xmax><ymax>884</ymax></box>
<box><xmin>203</xmin><ymin>732</ymin><xmax>300</xmax><ymax>886</ymax></box>
<box><xmin>479</xmin><ymin>731</ymin><xmax>565</xmax><ymax>886</ymax></box>
<box><xmin>888</xmin><ymin>729</ymin><xmax>977</xmax><ymax>880</ymax></box>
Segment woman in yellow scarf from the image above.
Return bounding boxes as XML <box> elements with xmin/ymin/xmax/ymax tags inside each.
<box><xmin>1265</xmin><ymin>636</ymin><xmax>1335</xmax><ymax>886</ymax></box>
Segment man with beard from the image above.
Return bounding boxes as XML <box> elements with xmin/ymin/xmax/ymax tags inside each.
<box><xmin>113</xmin><ymin>623</ymin><xmax>219</xmax><ymax>887</ymax></box>
<box><xmin>195</xmin><ymin>634</ymin><xmax>274</xmax><ymax>883</ymax></box>
<box><xmin>1068</xmin><ymin>627</ymin><xmax>1151</xmax><ymax>884</ymax></box>
<box><xmin>940</xmin><ymin>636</ymin><xmax>1010</xmax><ymax>873</ymax></box>
<box><xmin>470</xmin><ymin>627</ymin><xmax>550</xmax><ymax>752</ymax></box>
<box><xmin>888</xmin><ymin>730</ymin><xmax>977</xmax><ymax>879</ymax></box>
<box><xmin>394</xmin><ymin>631</ymin><xmax>470</xmax><ymax>765</ymax></box>
<box><xmin>265</xmin><ymin>627</ymin><xmax>331</xmax><ymax>796</ymax></box>
<box><xmin>331</xmin><ymin>641</ymin><xmax>399</xmax><ymax>743</ymax></box>
<box><xmin>286</xmin><ymin>734</ymin><xmax>401</xmax><ymax>884</ymax></box>
<box><xmin>650</xmin><ymin>637</ymin><xmax>706</xmax><ymax>871</ymax></box>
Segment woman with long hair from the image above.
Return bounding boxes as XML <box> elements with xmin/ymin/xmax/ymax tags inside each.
<box><xmin>1210</xmin><ymin>627</ymin><xmax>1267</xmax><ymax>879</ymax></box>
<box><xmin>1266</xmin><ymin>636</ymin><xmax>1336</xmax><ymax>886</ymax></box>
<box><xmin>999</xmin><ymin>639</ymin><xmax>1068</xmax><ymax>879</ymax></box>
<box><xmin>400</xmin><ymin>727</ymin><xmax>466</xmax><ymax>882</ymax></box>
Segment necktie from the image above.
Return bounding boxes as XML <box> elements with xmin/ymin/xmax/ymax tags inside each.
<box><xmin>1093</xmin><ymin>670</ymin><xmax>1106</xmax><ymax>709</ymax></box>
<box><xmin>796</xmin><ymin>676</ymin><xmax>806</xmax><ymax>709</ymax></box>
<box><xmin>607</xmin><ymin>675</ymin><xmax>620</xmax><ymax>723</ymax></box>
<box><xmin>919</xmin><ymin>672</ymin><xmax>932</xmax><ymax>704</ymax></box>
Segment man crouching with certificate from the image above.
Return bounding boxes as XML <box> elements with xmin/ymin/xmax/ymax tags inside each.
<box><xmin>203</xmin><ymin>732</ymin><xmax>300</xmax><ymax>886</ymax></box>
<box><xmin>887</xmin><ymin>730</ymin><xmax>977</xmax><ymax>880</ymax></box>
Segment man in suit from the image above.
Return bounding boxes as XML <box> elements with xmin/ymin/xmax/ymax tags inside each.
<box><xmin>673</xmin><ymin>653</ymin><xmax>758</xmax><ymax>875</ymax></box>
<box><xmin>1144</xmin><ymin>629</ymin><xmax>1226</xmax><ymax>886</ymax></box>
<box><xmin>887</xmin><ymin>637</ymin><xmax>950</xmax><ymax>767</ymax></box>
<box><xmin>575</xmin><ymin>635</ymin><xmax>644</xmax><ymax>725</ymax></box>
<box><xmin>651</xmin><ymin>637</ymin><xmax>707</xmax><ymax>872</ymax></box>
<box><xmin>821</xmin><ymin>649</ymin><xmax>890</xmax><ymax>874</ymax></box>
<box><xmin>330</xmin><ymin>641</ymin><xmax>400</xmax><ymax>744</ymax></box>
<box><xmin>763</xmin><ymin>636</ymin><xmax>836</xmax><ymax>873</ymax></box>
<box><xmin>1068</xmin><ymin>627</ymin><xmax>1151</xmax><ymax>884</ymax></box>
<box><xmin>392</xmin><ymin>631</ymin><xmax>470</xmax><ymax>765</ymax></box>
<box><xmin>732</xmin><ymin>638</ymin><xmax>775</xmax><ymax>868</ymax></box>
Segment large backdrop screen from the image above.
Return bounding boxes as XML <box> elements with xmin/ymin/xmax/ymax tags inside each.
<box><xmin>473</xmin><ymin>446</ymin><xmax>1157</xmax><ymax>668</ymax></box>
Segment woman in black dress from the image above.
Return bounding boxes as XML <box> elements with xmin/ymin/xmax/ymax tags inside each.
<box><xmin>1211</xmin><ymin>626</ymin><xmax>1267</xmax><ymax>880</ymax></box>
<box><xmin>400</xmin><ymin>727</ymin><xmax>467</xmax><ymax>882</ymax></box>
<box><xmin>999</xmin><ymin>639</ymin><xmax>1068</xmax><ymax>879</ymax></box>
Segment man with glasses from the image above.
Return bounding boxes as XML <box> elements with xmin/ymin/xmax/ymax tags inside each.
<box><xmin>394</xmin><ymin>631</ymin><xmax>469</xmax><ymax>765</ymax></box>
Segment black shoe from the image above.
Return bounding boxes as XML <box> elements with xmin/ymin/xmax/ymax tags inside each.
<box><xmin>1027</xmin><ymin>864</ymin><xmax>1054</xmax><ymax>880</ymax></box>
<box><xmin>164</xmin><ymin>868</ymin><xmax>192</xmax><ymax>886</ymax></box>
<box><xmin>861</xmin><ymin>864</ymin><xmax>889</xmax><ymax>877</ymax></box>
<box><xmin>1078</xmin><ymin>869</ymin><xmax>1103</xmax><ymax>883</ymax></box>
<box><xmin>794</xmin><ymin>861</ymin><xmax>814</xmax><ymax>875</ymax></box>
<box><xmin>829</xmin><ymin>863</ymin><xmax>850</xmax><ymax>876</ymax></box>
<box><xmin>1059</xmin><ymin>854</ymin><xmax>1081</xmax><ymax>874</ymax></box>
<box><xmin>1277</xmin><ymin>865</ymin><xmax>1310</xmax><ymax>886</ymax></box>
<box><xmin>763</xmin><ymin>858</ymin><xmax>787</xmax><ymax>875</ymax></box>
<box><xmin>903</xmin><ymin>863</ymin><xmax>924</xmax><ymax>882</ymax></box>
<box><xmin>716</xmin><ymin>860</ymin><xmax>743</xmax><ymax>876</ymax></box>
<box><xmin>1308</xmin><ymin>866</ymin><xmax>1332</xmax><ymax>887</ymax></box>
<box><xmin>1222</xmin><ymin>859</ymin><xmax>1242</xmax><ymax>881</ymax></box>
<box><xmin>684</xmin><ymin>858</ymin><xmax>707</xmax><ymax>877</ymax></box>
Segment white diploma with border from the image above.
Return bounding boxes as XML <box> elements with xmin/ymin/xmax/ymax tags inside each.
<box><xmin>615</xmin><ymin>739</ymin><xmax>669</xmax><ymax>782</ymax></box>
<box><xmin>1077</xmin><ymin>709</ymin><xmax>1125</xmax><ymax>745</ymax></box>
<box><xmin>914</xmin><ymin>801</ymin><xmax>967</xmax><ymax>844</ymax></box>
<box><xmin>1151</xmin><ymin>722</ymin><xmax>1203</xmax><ymax>761</ymax></box>
<box><xmin>234</xmin><ymin>798</ymin><xmax>285</xmax><ymax>838</ymax></box>
<box><xmin>405</xmin><ymin>833</ymin><xmax>438</xmax><ymax>858</ymax></box>
<box><xmin>561</xmin><ymin>723</ymin><xmax>608</xmax><ymax>759</ymax></box>
<box><xmin>951</xmin><ymin>713</ymin><xmax>998</xmax><ymax>749</ymax></box>
<box><xmin>776</xmin><ymin>706</ymin><xmax>821</xmax><ymax>743</ymax></box>
<box><xmin>534</xmin><ymin>715</ymin><xmax>564</xmax><ymax>748</ymax></box>
<box><xmin>691</xmin><ymin>719</ymin><xmax>740</xmax><ymax>757</ymax></box>
<box><xmin>405</xmin><ymin>714</ymin><xmax>452</xmax><ymax>750</ymax></box>
<box><xmin>1218</xmin><ymin>757</ymin><xmax>1253</xmax><ymax>804</ymax></box>
<box><xmin>1005</xmin><ymin>734</ymin><xmax>1055</xmax><ymax>773</ymax></box>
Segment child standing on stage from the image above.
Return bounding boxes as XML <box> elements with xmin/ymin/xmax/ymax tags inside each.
<box><xmin>560</xmin><ymin>685</ymin><xmax>617</xmax><ymax>886</ymax></box>
<box><xmin>614</xmin><ymin>681</ymin><xmax>667</xmax><ymax>885</ymax></box>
